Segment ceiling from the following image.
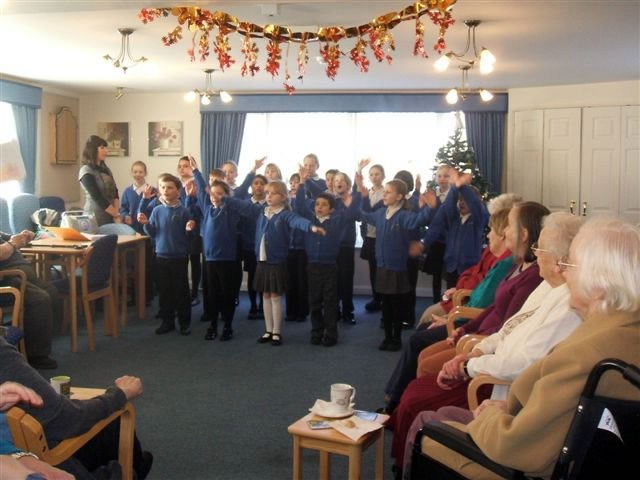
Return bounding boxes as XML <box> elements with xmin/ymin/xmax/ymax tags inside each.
<box><xmin>1</xmin><ymin>0</ymin><xmax>639</xmax><ymax>94</ymax></box>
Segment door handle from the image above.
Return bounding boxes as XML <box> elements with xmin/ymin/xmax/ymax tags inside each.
<box><xmin>569</xmin><ymin>200</ymin><xmax>575</xmax><ymax>215</ymax></box>
<box><xmin>582</xmin><ymin>201</ymin><xmax>587</xmax><ymax>216</ymax></box>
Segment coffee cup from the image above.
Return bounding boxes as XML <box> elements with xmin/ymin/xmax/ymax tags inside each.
<box><xmin>50</xmin><ymin>375</ymin><xmax>71</xmax><ymax>396</ymax></box>
<box><xmin>330</xmin><ymin>383</ymin><xmax>356</xmax><ymax>412</ymax></box>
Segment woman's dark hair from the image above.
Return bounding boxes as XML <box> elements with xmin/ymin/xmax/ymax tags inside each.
<box><xmin>82</xmin><ymin>135</ymin><xmax>108</xmax><ymax>168</ymax></box>
<box><xmin>210</xmin><ymin>179</ymin><xmax>231</xmax><ymax>196</ymax></box>
<box><xmin>394</xmin><ymin>170</ymin><xmax>414</xmax><ymax>192</ymax></box>
<box><xmin>514</xmin><ymin>201</ymin><xmax>551</xmax><ymax>263</ymax></box>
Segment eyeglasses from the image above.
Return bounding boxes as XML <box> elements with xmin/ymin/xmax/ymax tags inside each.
<box><xmin>557</xmin><ymin>260</ymin><xmax>578</xmax><ymax>269</ymax></box>
<box><xmin>531</xmin><ymin>242</ymin><xmax>552</xmax><ymax>256</ymax></box>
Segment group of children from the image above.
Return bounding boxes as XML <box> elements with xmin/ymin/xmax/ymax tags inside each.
<box><xmin>119</xmin><ymin>153</ymin><xmax>489</xmax><ymax>350</ymax></box>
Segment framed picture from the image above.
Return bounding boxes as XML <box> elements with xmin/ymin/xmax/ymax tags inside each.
<box><xmin>97</xmin><ymin>122</ymin><xmax>129</xmax><ymax>157</ymax></box>
<box><xmin>148</xmin><ymin>121</ymin><xmax>183</xmax><ymax>157</ymax></box>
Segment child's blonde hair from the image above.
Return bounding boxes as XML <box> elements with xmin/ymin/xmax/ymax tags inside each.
<box><xmin>266</xmin><ymin>180</ymin><xmax>291</xmax><ymax>210</ymax></box>
<box><xmin>131</xmin><ymin>160</ymin><xmax>147</xmax><ymax>173</ymax></box>
<box><xmin>334</xmin><ymin>171</ymin><xmax>352</xmax><ymax>189</ymax></box>
<box><xmin>265</xmin><ymin>163</ymin><xmax>283</xmax><ymax>180</ymax></box>
<box><xmin>386</xmin><ymin>179</ymin><xmax>410</xmax><ymax>209</ymax></box>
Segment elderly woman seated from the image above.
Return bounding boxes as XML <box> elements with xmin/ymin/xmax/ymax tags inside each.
<box><xmin>389</xmin><ymin>211</ymin><xmax>585</xmax><ymax>477</ymax></box>
<box><xmin>416</xmin><ymin>216</ymin><xmax>640</xmax><ymax>479</ymax></box>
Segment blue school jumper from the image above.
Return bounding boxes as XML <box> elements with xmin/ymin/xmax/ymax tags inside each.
<box><xmin>120</xmin><ymin>185</ymin><xmax>155</xmax><ymax>234</ymax></box>
<box><xmin>224</xmin><ymin>197</ymin><xmax>314</xmax><ymax>264</ymax></box>
<box><xmin>143</xmin><ymin>204</ymin><xmax>192</xmax><ymax>258</ymax></box>
<box><xmin>422</xmin><ymin>184</ymin><xmax>489</xmax><ymax>276</ymax></box>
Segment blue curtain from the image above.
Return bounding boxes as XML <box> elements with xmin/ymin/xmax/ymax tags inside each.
<box><xmin>11</xmin><ymin>104</ymin><xmax>38</xmax><ymax>194</ymax></box>
<box><xmin>200</xmin><ymin>112</ymin><xmax>247</xmax><ymax>173</ymax></box>
<box><xmin>464</xmin><ymin>111</ymin><xmax>506</xmax><ymax>194</ymax></box>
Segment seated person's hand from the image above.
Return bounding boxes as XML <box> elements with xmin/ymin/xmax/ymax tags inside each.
<box><xmin>443</xmin><ymin>287</ymin><xmax>457</xmax><ymax>300</ymax></box>
<box><xmin>115</xmin><ymin>375</ymin><xmax>143</xmax><ymax>400</ymax></box>
<box><xmin>1</xmin><ymin>454</ymin><xmax>76</xmax><ymax>480</ymax></box>
<box><xmin>446</xmin><ymin>327</ymin><xmax>463</xmax><ymax>346</ymax></box>
<box><xmin>0</xmin><ymin>381</ymin><xmax>43</xmax><ymax>411</ymax></box>
<box><xmin>442</xmin><ymin>354</ymin><xmax>467</xmax><ymax>379</ymax></box>
<box><xmin>436</xmin><ymin>369</ymin><xmax>463</xmax><ymax>391</ymax></box>
<box><xmin>426</xmin><ymin>313</ymin><xmax>448</xmax><ymax>329</ymax></box>
<box><xmin>473</xmin><ymin>399</ymin><xmax>507</xmax><ymax>419</ymax></box>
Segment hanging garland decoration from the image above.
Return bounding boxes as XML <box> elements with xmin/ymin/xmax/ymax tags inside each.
<box><xmin>138</xmin><ymin>1</ymin><xmax>457</xmax><ymax>91</ymax></box>
<box><xmin>283</xmin><ymin>41</ymin><xmax>295</xmax><ymax>94</ymax></box>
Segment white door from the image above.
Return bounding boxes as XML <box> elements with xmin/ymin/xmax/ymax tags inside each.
<box><xmin>619</xmin><ymin>106</ymin><xmax>640</xmax><ymax>224</ymax></box>
<box><xmin>581</xmin><ymin>107</ymin><xmax>621</xmax><ymax>218</ymax></box>
<box><xmin>510</xmin><ymin>110</ymin><xmax>543</xmax><ymax>202</ymax></box>
<box><xmin>542</xmin><ymin>108</ymin><xmax>581</xmax><ymax>214</ymax></box>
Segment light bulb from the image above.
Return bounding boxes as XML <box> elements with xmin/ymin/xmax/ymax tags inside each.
<box><xmin>445</xmin><ymin>88</ymin><xmax>459</xmax><ymax>105</ymax></box>
<box><xmin>479</xmin><ymin>89</ymin><xmax>494</xmax><ymax>102</ymax></box>
<box><xmin>479</xmin><ymin>62</ymin><xmax>494</xmax><ymax>74</ymax></box>
<box><xmin>479</xmin><ymin>48</ymin><xmax>496</xmax><ymax>65</ymax></box>
<box><xmin>219</xmin><ymin>90</ymin><xmax>232</xmax><ymax>103</ymax></box>
<box><xmin>434</xmin><ymin>54</ymin><xmax>451</xmax><ymax>72</ymax></box>
<box><xmin>184</xmin><ymin>91</ymin><xmax>197</xmax><ymax>102</ymax></box>
<box><xmin>201</xmin><ymin>95</ymin><xmax>211</xmax><ymax>106</ymax></box>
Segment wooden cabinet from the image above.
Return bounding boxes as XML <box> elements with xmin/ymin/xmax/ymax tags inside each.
<box><xmin>49</xmin><ymin>107</ymin><xmax>78</xmax><ymax>164</ymax></box>
<box><xmin>508</xmin><ymin>105</ymin><xmax>639</xmax><ymax>224</ymax></box>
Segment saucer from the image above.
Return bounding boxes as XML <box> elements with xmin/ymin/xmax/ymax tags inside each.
<box><xmin>310</xmin><ymin>406</ymin><xmax>355</xmax><ymax>419</ymax></box>
<box><xmin>309</xmin><ymin>399</ymin><xmax>355</xmax><ymax>419</ymax></box>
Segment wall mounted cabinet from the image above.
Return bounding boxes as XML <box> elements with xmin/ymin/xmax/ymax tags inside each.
<box><xmin>49</xmin><ymin>107</ymin><xmax>78</xmax><ymax>164</ymax></box>
<box><xmin>509</xmin><ymin>105</ymin><xmax>639</xmax><ymax>224</ymax></box>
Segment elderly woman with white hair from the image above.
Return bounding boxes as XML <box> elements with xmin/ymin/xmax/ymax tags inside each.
<box><xmin>418</xmin><ymin>216</ymin><xmax>640</xmax><ymax>479</ymax></box>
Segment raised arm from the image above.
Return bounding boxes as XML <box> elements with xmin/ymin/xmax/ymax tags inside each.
<box><xmin>224</xmin><ymin>195</ymin><xmax>263</xmax><ymax>219</ymax></box>
<box><xmin>295</xmin><ymin>183</ymin><xmax>314</xmax><ymax>219</ymax></box>
<box><xmin>234</xmin><ymin>171</ymin><xmax>255</xmax><ymax>199</ymax></box>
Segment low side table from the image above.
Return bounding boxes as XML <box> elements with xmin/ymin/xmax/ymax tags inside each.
<box><xmin>287</xmin><ymin>412</ymin><xmax>389</xmax><ymax>480</ymax></box>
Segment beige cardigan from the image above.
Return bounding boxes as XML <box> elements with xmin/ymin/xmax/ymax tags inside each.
<box><xmin>422</xmin><ymin>310</ymin><xmax>640</xmax><ymax>479</ymax></box>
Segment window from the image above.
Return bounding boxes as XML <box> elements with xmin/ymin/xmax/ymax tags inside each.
<box><xmin>237</xmin><ymin>112</ymin><xmax>464</xmax><ymax>184</ymax></box>
<box><xmin>0</xmin><ymin>101</ymin><xmax>22</xmax><ymax>199</ymax></box>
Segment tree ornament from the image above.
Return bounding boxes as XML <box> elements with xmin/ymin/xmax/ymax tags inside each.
<box><xmin>349</xmin><ymin>36</ymin><xmax>370</xmax><ymax>72</ymax></box>
<box><xmin>265</xmin><ymin>39</ymin><xmax>281</xmax><ymax>77</ymax></box>
<box><xmin>240</xmin><ymin>31</ymin><xmax>260</xmax><ymax>77</ymax></box>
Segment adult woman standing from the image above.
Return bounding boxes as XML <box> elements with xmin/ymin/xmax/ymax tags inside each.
<box><xmin>419</xmin><ymin>217</ymin><xmax>640</xmax><ymax>479</ymax></box>
<box><xmin>78</xmin><ymin>135</ymin><xmax>121</xmax><ymax>226</ymax></box>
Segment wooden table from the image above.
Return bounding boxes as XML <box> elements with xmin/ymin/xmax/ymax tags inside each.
<box><xmin>287</xmin><ymin>412</ymin><xmax>389</xmax><ymax>480</ymax></box>
<box><xmin>22</xmin><ymin>235</ymin><xmax>147</xmax><ymax>351</ymax></box>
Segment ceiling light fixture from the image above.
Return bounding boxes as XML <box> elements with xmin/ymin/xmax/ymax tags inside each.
<box><xmin>115</xmin><ymin>87</ymin><xmax>125</xmax><ymax>100</ymax></box>
<box><xmin>445</xmin><ymin>65</ymin><xmax>494</xmax><ymax>105</ymax></box>
<box><xmin>103</xmin><ymin>28</ymin><xmax>148</xmax><ymax>74</ymax></box>
<box><xmin>434</xmin><ymin>19</ymin><xmax>496</xmax><ymax>102</ymax></box>
<box><xmin>184</xmin><ymin>68</ymin><xmax>233</xmax><ymax>106</ymax></box>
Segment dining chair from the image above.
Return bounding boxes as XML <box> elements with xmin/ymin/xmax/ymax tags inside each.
<box><xmin>52</xmin><ymin>234</ymin><xmax>118</xmax><ymax>351</ymax></box>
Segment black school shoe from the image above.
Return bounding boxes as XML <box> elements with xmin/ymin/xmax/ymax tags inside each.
<box><xmin>343</xmin><ymin>314</ymin><xmax>356</xmax><ymax>325</ymax></box>
<box><xmin>204</xmin><ymin>326</ymin><xmax>217</xmax><ymax>340</ymax></box>
<box><xmin>220</xmin><ymin>328</ymin><xmax>233</xmax><ymax>341</ymax></box>
<box><xmin>248</xmin><ymin>308</ymin><xmax>259</xmax><ymax>320</ymax></box>
<box><xmin>365</xmin><ymin>300</ymin><xmax>382</xmax><ymax>312</ymax></box>
<box><xmin>155</xmin><ymin>323</ymin><xmax>175</xmax><ymax>335</ymax></box>
<box><xmin>322</xmin><ymin>337</ymin><xmax>337</xmax><ymax>347</ymax></box>
<box><xmin>310</xmin><ymin>337</ymin><xmax>322</xmax><ymax>345</ymax></box>
<box><xmin>179</xmin><ymin>325</ymin><xmax>192</xmax><ymax>336</ymax></box>
<box><xmin>28</xmin><ymin>355</ymin><xmax>58</xmax><ymax>370</ymax></box>
<box><xmin>271</xmin><ymin>333</ymin><xmax>282</xmax><ymax>346</ymax></box>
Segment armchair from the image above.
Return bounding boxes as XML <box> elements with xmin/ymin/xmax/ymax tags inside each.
<box><xmin>6</xmin><ymin>401</ymin><xmax>136</xmax><ymax>480</ymax></box>
<box><xmin>410</xmin><ymin>359</ymin><xmax>640</xmax><ymax>480</ymax></box>
<box><xmin>0</xmin><ymin>268</ymin><xmax>27</xmax><ymax>355</ymax></box>
<box><xmin>446</xmin><ymin>306</ymin><xmax>484</xmax><ymax>336</ymax></box>
<box><xmin>452</xmin><ymin>289</ymin><xmax>472</xmax><ymax>307</ymax></box>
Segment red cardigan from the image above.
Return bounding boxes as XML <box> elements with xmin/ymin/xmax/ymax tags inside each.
<box><xmin>440</xmin><ymin>247</ymin><xmax>511</xmax><ymax>313</ymax></box>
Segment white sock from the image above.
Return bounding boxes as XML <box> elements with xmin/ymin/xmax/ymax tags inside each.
<box><xmin>263</xmin><ymin>296</ymin><xmax>273</xmax><ymax>333</ymax></box>
<box><xmin>271</xmin><ymin>295</ymin><xmax>282</xmax><ymax>335</ymax></box>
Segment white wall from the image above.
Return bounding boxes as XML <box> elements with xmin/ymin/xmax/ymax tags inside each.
<box><xmin>78</xmin><ymin>92</ymin><xmax>202</xmax><ymax>194</ymax></box>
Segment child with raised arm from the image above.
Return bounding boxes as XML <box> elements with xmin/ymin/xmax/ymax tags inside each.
<box><xmin>189</xmin><ymin>156</ymin><xmax>241</xmax><ymax>341</ymax></box>
<box><xmin>295</xmin><ymin>180</ymin><xmax>361</xmax><ymax>346</ymax></box>
<box><xmin>420</xmin><ymin>169</ymin><xmax>490</xmax><ymax>288</ymax></box>
<box><xmin>137</xmin><ymin>173</ymin><xmax>196</xmax><ymax>336</ymax></box>
<box><xmin>224</xmin><ymin>181</ymin><xmax>326</xmax><ymax>346</ymax></box>
<box><xmin>356</xmin><ymin>173</ymin><xmax>433</xmax><ymax>351</ymax></box>
<box><xmin>285</xmin><ymin>173</ymin><xmax>309</xmax><ymax>323</ymax></box>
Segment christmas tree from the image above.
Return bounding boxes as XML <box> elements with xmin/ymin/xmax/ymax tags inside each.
<box><xmin>427</xmin><ymin>125</ymin><xmax>492</xmax><ymax>199</ymax></box>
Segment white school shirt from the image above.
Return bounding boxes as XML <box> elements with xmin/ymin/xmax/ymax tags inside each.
<box><xmin>467</xmin><ymin>281</ymin><xmax>582</xmax><ymax>400</ymax></box>
<box><xmin>259</xmin><ymin>205</ymin><xmax>284</xmax><ymax>261</ymax></box>
<box><xmin>132</xmin><ymin>183</ymin><xmax>149</xmax><ymax>195</ymax></box>
<box><xmin>366</xmin><ymin>187</ymin><xmax>385</xmax><ymax>238</ymax></box>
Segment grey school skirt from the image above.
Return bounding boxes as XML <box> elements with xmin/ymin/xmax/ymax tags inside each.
<box><xmin>254</xmin><ymin>262</ymin><xmax>288</xmax><ymax>294</ymax></box>
<box><xmin>375</xmin><ymin>267</ymin><xmax>411</xmax><ymax>295</ymax></box>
